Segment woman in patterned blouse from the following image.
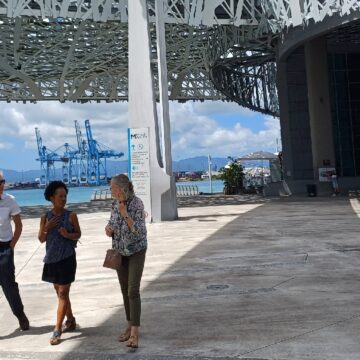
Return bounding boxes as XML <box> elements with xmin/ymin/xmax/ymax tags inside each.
<box><xmin>105</xmin><ymin>174</ymin><xmax>147</xmax><ymax>349</ymax></box>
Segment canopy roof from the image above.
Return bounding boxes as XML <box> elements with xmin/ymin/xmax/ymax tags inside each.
<box><xmin>0</xmin><ymin>0</ymin><xmax>358</xmax><ymax>116</ymax></box>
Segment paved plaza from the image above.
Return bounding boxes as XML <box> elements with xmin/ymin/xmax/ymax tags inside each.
<box><xmin>1</xmin><ymin>195</ymin><xmax>360</xmax><ymax>360</ymax></box>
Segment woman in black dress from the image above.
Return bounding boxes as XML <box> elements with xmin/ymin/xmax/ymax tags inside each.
<box><xmin>38</xmin><ymin>181</ymin><xmax>81</xmax><ymax>345</ymax></box>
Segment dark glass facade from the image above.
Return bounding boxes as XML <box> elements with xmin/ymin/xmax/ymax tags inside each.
<box><xmin>329</xmin><ymin>53</ymin><xmax>360</xmax><ymax>176</ymax></box>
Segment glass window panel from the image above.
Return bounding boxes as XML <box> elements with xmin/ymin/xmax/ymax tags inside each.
<box><xmin>348</xmin><ymin>70</ymin><xmax>360</xmax><ymax>83</ymax></box>
<box><xmin>334</xmin><ymin>54</ymin><xmax>347</xmax><ymax>69</ymax></box>
<box><xmin>335</xmin><ymin>71</ymin><xmax>347</xmax><ymax>83</ymax></box>
<box><xmin>347</xmin><ymin>54</ymin><xmax>360</xmax><ymax>69</ymax></box>
<box><xmin>349</xmin><ymin>84</ymin><xmax>360</xmax><ymax>100</ymax></box>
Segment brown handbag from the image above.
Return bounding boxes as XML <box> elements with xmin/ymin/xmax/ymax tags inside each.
<box><xmin>103</xmin><ymin>249</ymin><xmax>122</xmax><ymax>270</ymax></box>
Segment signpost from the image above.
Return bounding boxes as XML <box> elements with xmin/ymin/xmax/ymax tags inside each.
<box><xmin>128</xmin><ymin>127</ymin><xmax>152</xmax><ymax>222</ymax></box>
<box><xmin>208</xmin><ymin>154</ymin><xmax>212</xmax><ymax>193</ymax></box>
<box><xmin>318</xmin><ymin>167</ymin><xmax>336</xmax><ymax>182</ymax></box>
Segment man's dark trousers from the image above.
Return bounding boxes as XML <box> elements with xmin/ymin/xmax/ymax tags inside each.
<box><xmin>0</xmin><ymin>246</ymin><xmax>24</xmax><ymax>317</ymax></box>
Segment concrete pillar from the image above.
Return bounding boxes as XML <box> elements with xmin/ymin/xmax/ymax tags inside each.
<box><xmin>276</xmin><ymin>59</ymin><xmax>294</xmax><ymax>180</ymax></box>
<box><xmin>276</xmin><ymin>46</ymin><xmax>314</xmax><ymax>194</ymax></box>
<box><xmin>155</xmin><ymin>0</ymin><xmax>178</xmax><ymax>220</ymax></box>
<box><xmin>128</xmin><ymin>0</ymin><xmax>177</xmax><ymax>221</ymax></box>
<box><xmin>305</xmin><ymin>37</ymin><xmax>336</xmax><ymax>184</ymax></box>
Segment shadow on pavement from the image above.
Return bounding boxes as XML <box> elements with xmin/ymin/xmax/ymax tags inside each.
<box><xmin>0</xmin><ymin>325</ymin><xmax>53</xmax><ymax>340</ymax></box>
<box><xmin>54</xmin><ymin>198</ymin><xmax>360</xmax><ymax>359</ymax></box>
<box><xmin>4</xmin><ymin>197</ymin><xmax>360</xmax><ymax>359</ymax></box>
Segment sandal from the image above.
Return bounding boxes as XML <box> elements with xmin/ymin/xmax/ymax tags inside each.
<box><xmin>62</xmin><ymin>317</ymin><xmax>76</xmax><ymax>332</ymax></box>
<box><xmin>118</xmin><ymin>328</ymin><xmax>131</xmax><ymax>342</ymax></box>
<box><xmin>126</xmin><ymin>335</ymin><xmax>139</xmax><ymax>348</ymax></box>
<box><xmin>50</xmin><ymin>330</ymin><xmax>62</xmax><ymax>346</ymax></box>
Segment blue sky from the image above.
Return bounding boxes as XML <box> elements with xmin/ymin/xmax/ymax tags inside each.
<box><xmin>0</xmin><ymin>101</ymin><xmax>280</xmax><ymax>171</ymax></box>
<box><xmin>212</xmin><ymin>112</ymin><xmax>269</xmax><ymax>132</ymax></box>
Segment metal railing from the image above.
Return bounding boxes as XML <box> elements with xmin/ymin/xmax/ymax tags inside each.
<box><xmin>91</xmin><ymin>185</ymin><xmax>200</xmax><ymax>200</ymax></box>
<box><xmin>176</xmin><ymin>185</ymin><xmax>199</xmax><ymax>197</ymax></box>
<box><xmin>90</xmin><ymin>189</ymin><xmax>113</xmax><ymax>201</ymax></box>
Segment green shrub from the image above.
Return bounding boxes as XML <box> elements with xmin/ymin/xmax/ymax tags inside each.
<box><xmin>219</xmin><ymin>158</ymin><xmax>244</xmax><ymax>195</ymax></box>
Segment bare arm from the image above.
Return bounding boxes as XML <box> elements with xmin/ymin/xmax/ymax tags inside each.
<box><xmin>38</xmin><ymin>215</ymin><xmax>47</xmax><ymax>243</ymax></box>
<box><xmin>10</xmin><ymin>214</ymin><xmax>22</xmax><ymax>249</ymax></box>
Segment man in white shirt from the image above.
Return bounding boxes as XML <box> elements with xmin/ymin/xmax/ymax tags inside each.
<box><xmin>0</xmin><ymin>171</ymin><xmax>29</xmax><ymax>330</ymax></box>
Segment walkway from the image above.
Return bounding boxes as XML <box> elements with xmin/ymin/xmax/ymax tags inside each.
<box><xmin>1</xmin><ymin>196</ymin><xmax>360</xmax><ymax>359</ymax></box>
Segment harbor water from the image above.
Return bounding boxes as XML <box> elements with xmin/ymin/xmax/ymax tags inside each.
<box><xmin>7</xmin><ymin>180</ymin><xmax>224</xmax><ymax>207</ymax></box>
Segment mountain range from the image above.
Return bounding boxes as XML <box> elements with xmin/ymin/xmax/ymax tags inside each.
<box><xmin>2</xmin><ymin>156</ymin><xmax>263</xmax><ymax>182</ymax></box>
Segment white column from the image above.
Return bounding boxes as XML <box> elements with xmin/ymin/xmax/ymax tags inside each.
<box><xmin>128</xmin><ymin>0</ymin><xmax>177</xmax><ymax>221</ymax></box>
<box><xmin>156</xmin><ymin>0</ymin><xmax>171</xmax><ymax>175</ymax></box>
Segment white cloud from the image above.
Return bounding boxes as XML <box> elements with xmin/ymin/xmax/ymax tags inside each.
<box><xmin>168</xmin><ymin>103</ymin><xmax>280</xmax><ymax>159</ymax></box>
<box><xmin>0</xmin><ymin>142</ymin><xmax>13</xmax><ymax>150</ymax></box>
<box><xmin>0</xmin><ymin>102</ymin><xmax>128</xmax><ymax>152</ymax></box>
<box><xmin>183</xmin><ymin>100</ymin><xmax>256</xmax><ymax>117</ymax></box>
<box><xmin>0</xmin><ymin>101</ymin><xmax>280</xmax><ymax>169</ymax></box>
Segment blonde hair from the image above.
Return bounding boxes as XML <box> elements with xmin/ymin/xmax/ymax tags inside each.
<box><xmin>111</xmin><ymin>174</ymin><xmax>134</xmax><ymax>199</ymax></box>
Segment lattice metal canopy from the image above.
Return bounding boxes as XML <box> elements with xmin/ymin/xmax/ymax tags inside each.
<box><xmin>0</xmin><ymin>0</ymin><xmax>359</xmax><ymax>116</ymax></box>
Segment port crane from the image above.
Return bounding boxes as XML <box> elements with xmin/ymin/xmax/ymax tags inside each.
<box><xmin>74</xmin><ymin>120</ymin><xmax>88</xmax><ymax>185</ymax></box>
<box><xmin>35</xmin><ymin>128</ymin><xmax>61</xmax><ymax>186</ymax></box>
<box><xmin>85</xmin><ymin>119</ymin><xmax>124</xmax><ymax>185</ymax></box>
<box><xmin>35</xmin><ymin>120</ymin><xmax>124</xmax><ymax>186</ymax></box>
<box><xmin>54</xmin><ymin>142</ymin><xmax>79</xmax><ymax>185</ymax></box>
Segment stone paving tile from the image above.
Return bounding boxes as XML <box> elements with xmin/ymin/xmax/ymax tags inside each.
<box><xmin>1</xmin><ymin>197</ymin><xmax>360</xmax><ymax>360</ymax></box>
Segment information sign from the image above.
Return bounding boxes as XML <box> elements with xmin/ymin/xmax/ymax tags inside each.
<box><xmin>128</xmin><ymin>127</ymin><xmax>151</xmax><ymax>222</ymax></box>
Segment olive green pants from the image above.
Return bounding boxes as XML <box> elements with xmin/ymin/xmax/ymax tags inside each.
<box><xmin>116</xmin><ymin>249</ymin><xmax>146</xmax><ymax>327</ymax></box>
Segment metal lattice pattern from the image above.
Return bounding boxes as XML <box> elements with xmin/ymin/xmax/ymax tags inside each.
<box><xmin>0</xmin><ymin>0</ymin><xmax>359</xmax><ymax>115</ymax></box>
<box><xmin>263</xmin><ymin>0</ymin><xmax>360</xmax><ymax>30</ymax></box>
<box><xmin>1</xmin><ymin>1</ymin><xmax>357</xmax><ymax>27</ymax></box>
<box><xmin>0</xmin><ymin>18</ymin><xmax>225</xmax><ymax>102</ymax></box>
<box><xmin>0</xmin><ymin>0</ymin><xmax>264</xmax><ymax>24</ymax></box>
<box><xmin>206</xmin><ymin>24</ymin><xmax>279</xmax><ymax>116</ymax></box>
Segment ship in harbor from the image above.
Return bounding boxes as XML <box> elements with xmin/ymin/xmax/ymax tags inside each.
<box><xmin>5</xmin><ymin>181</ymin><xmax>40</xmax><ymax>190</ymax></box>
<box><xmin>4</xmin><ymin>178</ymin><xmax>112</xmax><ymax>190</ymax></box>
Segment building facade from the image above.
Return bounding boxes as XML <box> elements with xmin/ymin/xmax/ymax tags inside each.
<box><xmin>277</xmin><ymin>11</ymin><xmax>360</xmax><ymax>193</ymax></box>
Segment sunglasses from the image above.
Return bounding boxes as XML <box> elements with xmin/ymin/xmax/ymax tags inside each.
<box><xmin>0</xmin><ymin>180</ymin><xmax>5</xmax><ymax>184</ymax></box>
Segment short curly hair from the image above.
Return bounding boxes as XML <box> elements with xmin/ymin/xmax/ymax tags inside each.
<box><xmin>44</xmin><ymin>181</ymin><xmax>68</xmax><ymax>201</ymax></box>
